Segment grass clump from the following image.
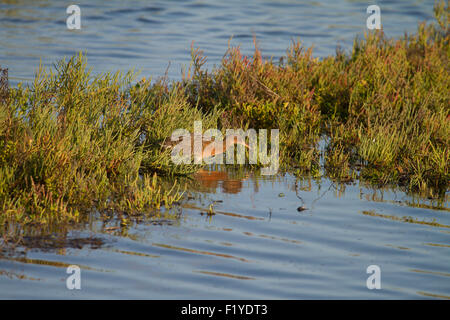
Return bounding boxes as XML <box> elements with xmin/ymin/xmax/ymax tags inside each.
<box><xmin>0</xmin><ymin>0</ymin><xmax>448</xmax><ymax>232</ymax></box>
<box><xmin>184</xmin><ymin>0</ymin><xmax>449</xmax><ymax>197</ymax></box>
<box><xmin>0</xmin><ymin>54</ymin><xmax>221</xmax><ymax>233</ymax></box>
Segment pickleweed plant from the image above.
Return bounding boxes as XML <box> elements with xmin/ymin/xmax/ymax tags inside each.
<box><xmin>0</xmin><ymin>0</ymin><xmax>448</xmax><ymax>237</ymax></box>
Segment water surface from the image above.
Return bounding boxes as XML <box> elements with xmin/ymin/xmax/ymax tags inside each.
<box><xmin>1</xmin><ymin>0</ymin><xmax>437</xmax><ymax>84</ymax></box>
<box><xmin>0</xmin><ymin>169</ymin><xmax>449</xmax><ymax>299</ymax></box>
<box><xmin>1</xmin><ymin>0</ymin><xmax>448</xmax><ymax>299</ymax></box>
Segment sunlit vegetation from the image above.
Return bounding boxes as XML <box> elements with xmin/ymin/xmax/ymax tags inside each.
<box><xmin>0</xmin><ymin>1</ymin><xmax>448</xmax><ymax>234</ymax></box>
<box><xmin>185</xmin><ymin>0</ymin><xmax>448</xmax><ymax>197</ymax></box>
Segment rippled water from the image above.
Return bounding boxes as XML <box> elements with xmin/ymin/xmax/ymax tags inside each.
<box><xmin>1</xmin><ymin>0</ymin><xmax>436</xmax><ymax>85</ymax></box>
<box><xmin>0</xmin><ymin>169</ymin><xmax>449</xmax><ymax>299</ymax></box>
<box><xmin>1</xmin><ymin>0</ymin><xmax>448</xmax><ymax>299</ymax></box>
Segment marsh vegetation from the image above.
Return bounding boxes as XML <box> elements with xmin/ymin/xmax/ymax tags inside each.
<box><xmin>0</xmin><ymin>1</ymin><xmax>448</xmax><ymax>239</ymax></box>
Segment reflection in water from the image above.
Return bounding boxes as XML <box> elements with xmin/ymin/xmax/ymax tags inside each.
<box><xmin>110</xmin><ymin>249</ymin><xmax>160</xmax><ymax>258</ymax></box>
<box><xmin>0</xmin><ymin>0</ymin><xmax>447</xmax><ymax>299</ymax></box>
<box><xmin>1</xmin><ymin>255</ymin><xmax>110</xmax><ymax>272</ymax></box>
<box><xmin>360</xmin><ymin>187</ymin><xmax>449</xmax><ymax>211</ymax></box>
<box><xmin>424</xmin><ymin>243</ymin><xmax>450</xmax><ymax>248</ymax></box>
<box><xmin>194</xmin><ymin>270</ymin><xmax>255</xmax><ymax>280</ymax></box>
<box><xmin>417</xmin><ymin>291</ymin><xmax>450</xmax><ymax>300</ymax></box>
<box><xmin>152</xmin><ymin>243</ymin><xmax>250</xmax><ymax>263</ymax></box>
<box><xmin>361</xmin><ymin>210</ymin><xmax>450</xmax><ymax>229</ymax></box>
<box><xmin>0</xmin><ymin>269</ymin><xmax>41</xmax><ymax>281</ymax></box>
<box><xmin>192</xmin><ymin>169</ymin><xmax>248</xmax><ymax>194</ymax></box>
<box><xmin>18</xmin><ymin>235</ymin><xmax>105</xmax><ymax>251</ymax></box>
<box><xmin>410</xmin><ymin>269</ymin><xmax>450</xmax><ymax>278</ymax></box>
<box><xmin>243</xmin><ymin>231</ymin><xmax>303</xmax><ymax>246</ymax></box>
<box><xmin>183</xmin><ymin>203</ymin><xmax>264</xmax><ymax>221</ymax></box>
<box><xmin>222</xmin><ymin>179</ymin><xmax>245</xmax><ymax>194</ymax></box>
<box><xmin>385</xmin><ymin>244</ymin><xmax>410</xmax><ymax>251</ymax></box>
<box><xmin>0</xmin><ymin>168</ymin><xmax>449</xmax><ymax>299</ymax></box>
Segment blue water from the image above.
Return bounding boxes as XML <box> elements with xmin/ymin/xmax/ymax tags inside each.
<box><xmin>0</xmin><ymin>169</ymin><xmax>449</xmax><ymax>299</ymax></box>
<box><xmin>1</xmin><ymin>0</ymin><xmax>448</xmax><ymax>300</ymax></box>
<box><xmin>0</xmin><ymin>0</ymin><xmax>437</xmax><ymax>85</ymax></box>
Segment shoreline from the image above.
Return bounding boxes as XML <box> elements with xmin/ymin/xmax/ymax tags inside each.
<box><xmin>0</xmin><ymin>1</ymin><xmax>448</xmax><ymax>232</ymax></box>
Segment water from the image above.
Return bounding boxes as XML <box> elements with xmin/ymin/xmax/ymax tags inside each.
<box><xmin>1</xmin><ymin>0</ymin><xmax>436</xmax><ymax>85</ymax></box>
<box><xmin>0</xmin><ymin>169</ymin><xmax>449</xmax><ymax>299</ymax></box>
<box><xmin>1</xmin><ymin>0</ymin><xmax>448</xmax><ymax>299</ymax></box>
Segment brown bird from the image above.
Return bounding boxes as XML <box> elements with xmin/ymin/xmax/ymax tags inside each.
<box><xmin>162</xmin><ymin>132</ymin><xmax>250</xmax><ymax>161</ymax></box>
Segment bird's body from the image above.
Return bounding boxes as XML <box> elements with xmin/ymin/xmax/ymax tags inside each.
<box><xmin>163</xmin><ymin>132</ymin><xmax>250</xmax><ymax>161</ymax></box>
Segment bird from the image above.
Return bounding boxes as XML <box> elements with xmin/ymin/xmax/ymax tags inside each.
<box><xmin>162</xmin><ymin>132</ymin><xmax>250</xmax><ymax>162</ymax></box>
